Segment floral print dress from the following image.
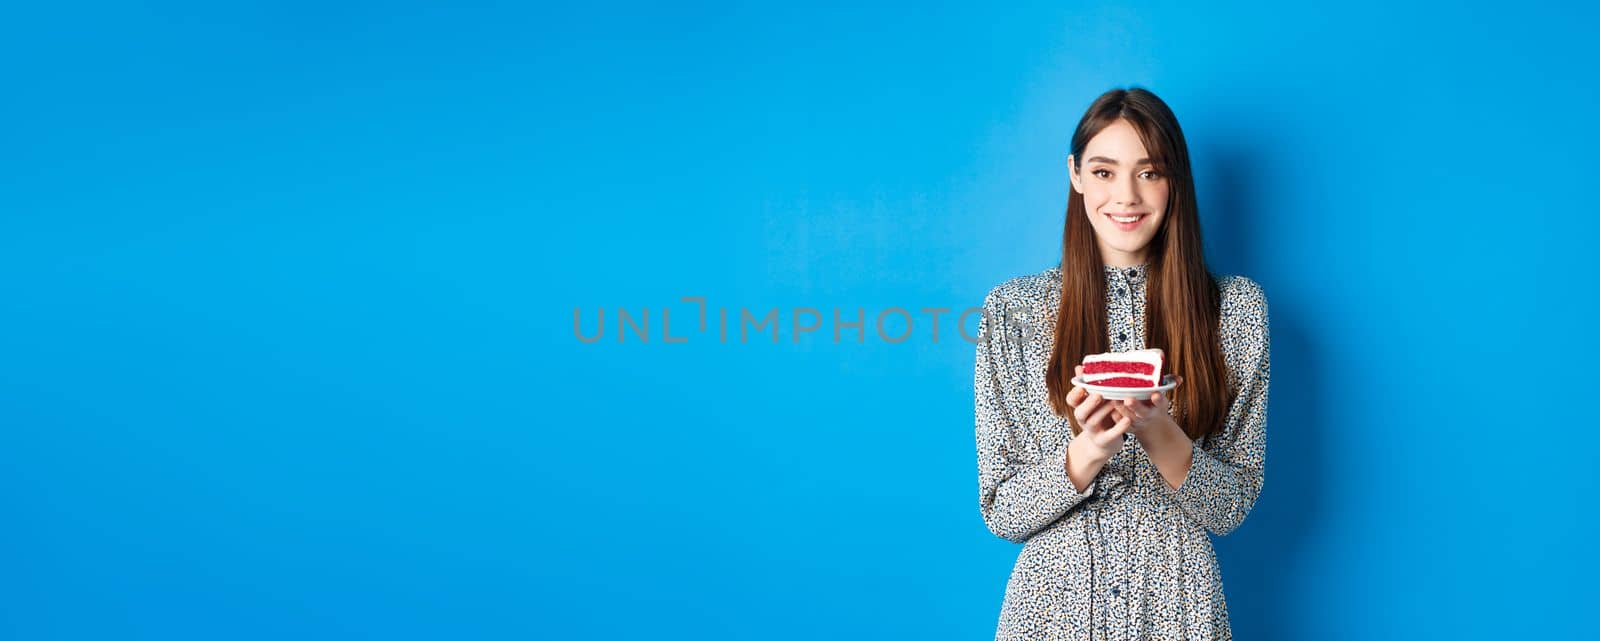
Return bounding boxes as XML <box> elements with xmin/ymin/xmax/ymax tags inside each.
<box><xmin>974</xmin><ymin>262</ymin><xmax>1270</xmax><ymax>641</ymax></box>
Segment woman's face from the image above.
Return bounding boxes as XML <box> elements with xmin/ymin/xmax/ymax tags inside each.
<box><xmin>1068</xmin><ymin>118</ymin><xmax>1169</xmax><ymax>267</ymax></box>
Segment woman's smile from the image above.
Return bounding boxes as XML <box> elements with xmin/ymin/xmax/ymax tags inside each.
<box><xmin>1104</xmin><ymin>212</ymin><xmax>1148</xmax><ymax>231</ymax></box>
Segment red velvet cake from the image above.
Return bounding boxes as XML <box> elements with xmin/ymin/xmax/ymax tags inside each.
<box><xmin>1080</xmin><ymin>348</ymin><xmax>1165</xmax><ymax>388</ymax></box>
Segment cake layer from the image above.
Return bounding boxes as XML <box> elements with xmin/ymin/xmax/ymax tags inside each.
<box><xmin>1082</xmin><ymin>361</ymin><xmax>1157</xmax><ymax>375</ymax></box>
<box><xmin>1087</xmin><ymin>376</ymin><xmax>1155</xmax><ymax>388</ymax></box>
<box><xmin>1080</xmin><ymin>348</ymin><xmax>1164</xmax><ymax>387</ymax></box>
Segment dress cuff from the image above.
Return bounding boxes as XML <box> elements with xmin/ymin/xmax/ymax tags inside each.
<box><xmin>1168</xmin><ymin>439</ymin><xmax>1215</xmax><ymax>505</ymax></box>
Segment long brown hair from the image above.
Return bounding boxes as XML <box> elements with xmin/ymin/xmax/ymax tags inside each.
<box><xmin>1044</xmin><ymin>87</ymin><xmax>1231</xmax><ymax>442</ymax></box>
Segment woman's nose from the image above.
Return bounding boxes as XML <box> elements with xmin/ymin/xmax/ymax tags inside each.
<box><xmin>1114</xmin><ymin>176</ymin><xmax>1140</xmax><ymax>205</ymax></box>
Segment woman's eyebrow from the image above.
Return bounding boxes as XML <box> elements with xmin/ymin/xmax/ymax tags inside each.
<box><xmin>1086</xmin><ymin>156</ymin><xmax>1152</xmax><ymax>165</ymax></box>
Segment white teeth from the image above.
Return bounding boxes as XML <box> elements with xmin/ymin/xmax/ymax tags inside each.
<box><xmin>1111</xmin><ymin>215</ymin><xmax>1141</xmax><ymax>223</ymax></box>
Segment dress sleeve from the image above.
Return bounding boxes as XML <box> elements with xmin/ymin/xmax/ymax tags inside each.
<box><xmin>975</xmin><ymin>287</ymin><xmax>1095</xmax><ymax>544</ymax></box>
<box><xmin>1162</xmin><ymin>277</ymin><xmax>1270</xmax><ymax>536</ymax></box>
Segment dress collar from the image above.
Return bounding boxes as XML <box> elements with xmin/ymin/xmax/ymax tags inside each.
<box><xmin>1045</xmin><ymin>262</ymin><xmax>1149</xmax><ymax>283</ymax></box>
<box><xmin>1103</xmin><ymin>262</ymin><xmax>1148</xmax><ymax>283</ymax></box>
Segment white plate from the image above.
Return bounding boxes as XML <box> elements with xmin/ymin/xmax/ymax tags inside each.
<box><xmin>1070</xmin><ymin>374</ymin><xmax>1180</xmax><ymax>400</ymax></box>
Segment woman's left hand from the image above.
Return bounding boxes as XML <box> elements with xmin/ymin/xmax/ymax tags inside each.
<box><xmin>1112</xmin><ymin>375</ymin><xmax>1182</xmax><ymax>438</ymax></box>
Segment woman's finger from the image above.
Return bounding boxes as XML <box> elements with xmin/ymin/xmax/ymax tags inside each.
<box><xmin>1080</xmin><ymin>402</ymin><xmax>1109</xmax><ymax>433</ymax></box>
<box><xmin>1078</xmin><ymin>405</ymin><xmax>1104</xmax><ymax>433</ymax></box>
<box><xmin>1074</xmin><ymin>392</ymin><xmax>1102</xmax><ymax>424</ymax></box>
<box><xmin>1104</xmin><ymin>414</ymin><xmax>1131</xmax><ymax>443</ymax></box>
<box><xmin>1088</xmin><ymin>400</ymin><xmax>1117</xmax><ymax>428</ymax></box>
<box><xmin>1065</xmin><ymin>384</ymin><xmax>1086</xmax><ymax>408</ymax></box>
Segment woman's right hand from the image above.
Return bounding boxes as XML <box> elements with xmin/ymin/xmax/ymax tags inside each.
<box><xmin>1065</xmin><ymin>364</ymin><xmax>1132</xmax><ymax>473</ymax></box>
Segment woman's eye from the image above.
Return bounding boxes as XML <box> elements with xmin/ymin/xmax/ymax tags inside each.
<box><xmin>1092</xmin><ymin>169</ymin><xmax>1111</xmax><ymax>178</ymax></box>
<box><xmin>1141</xmin><ymin>171</ymin><xmax>1163</xmax><ymax>180</ymax></box>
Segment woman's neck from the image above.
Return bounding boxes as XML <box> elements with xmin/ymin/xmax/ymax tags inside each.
<box><xmin>1097</xmin><ymin>242</ymin><xmax>1149</xmax><ymax>267</ymax></box>
<box><xmin>1101</xmin><ymin>253</ymin><xmax>1149</xmax><ymax>268</ymax></box>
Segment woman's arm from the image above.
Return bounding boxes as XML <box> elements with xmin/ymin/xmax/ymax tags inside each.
<box><xmin>1137</xmin><ymin>417</ymin><xmax>1195</xmax><ymax>490</ymax></box>
<box><xmin>1144</xmin><ymin>278</ymin><xmax>1271</xmax><ymax>536</ymax></box>
<box><xmin>975</xmin><ymin>288</ymin><xmax>1096</xmax><ymax>544</ymax></box>
<box><xmin>1066</xmin><ymin>438</ymin><xmax>1112</xmax><ymax>493</ymax></box>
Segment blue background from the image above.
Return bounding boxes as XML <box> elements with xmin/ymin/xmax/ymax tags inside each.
<box><xmin>4</xmin><ymin>1</ymin><xmax>1597</xmax><ymax>639</ymax></box>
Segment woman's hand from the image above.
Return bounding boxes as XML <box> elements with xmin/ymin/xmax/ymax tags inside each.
<box><xmin>1110</xmin><ymin>374</ymin><xmax>1183</xmax><ymax>439</ymax></box>
<box><xmin>1109</xmin><ymin>375</ymin><xmax>1194</xmax><ymax>490</ymax></box>
<box><xmin>1065</xmin><ymin>365</ymin><xmax>1133</xmax><ymax>466</ymax></box>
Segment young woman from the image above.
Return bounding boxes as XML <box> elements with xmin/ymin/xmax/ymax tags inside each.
<box><xmin>974</xmin><ymin>87</ymin><xmax>1270</xmax><ymax>641</ymax></box>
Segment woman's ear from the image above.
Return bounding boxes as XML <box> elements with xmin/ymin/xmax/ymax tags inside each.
<box><xmin>1066</xmin><ymin>154</ymin><xmax>1081</xmax><ymax>194</ymax></box>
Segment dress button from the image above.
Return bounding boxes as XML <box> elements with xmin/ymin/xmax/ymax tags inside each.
<box><xmin>1118</xmin><ymin>332</ymin><xmax>1127</xmax><ymax>342</ymax></box>
<box><xmin>1117</xmin><ymin>287</ymin><xmax>1126</xmax><ymax>296</ymax></box>
<box><xmin>1111</xmin><ymin>587</ymin><xmax>1120</xmax><ymax>597</ymax></box>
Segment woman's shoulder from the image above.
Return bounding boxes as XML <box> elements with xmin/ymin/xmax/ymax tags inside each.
<box><xmin>981</xmin><ymin>264</ymin><xmax>1060</xmax><ymax>310</ymax></box>
<box><xmin>1215</xmin><ymin>273</ymin><xmax>1267</xmax><ymax>308</ymax></box>
<box><xmin>1214</xmin><ymin>273</ymin><xmax>1269</xmax><ymax>333</ymax></box>
<box><xmin>979</xmin><ymin>265</ymin><xmax>1267</xmax><ymax>317</ymax></box>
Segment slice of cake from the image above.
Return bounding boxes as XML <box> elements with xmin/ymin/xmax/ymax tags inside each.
<box><xmin>1081</xmin><ymin>348</ymin><xmax>1164</xmax><ymax>388</ymax></box>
